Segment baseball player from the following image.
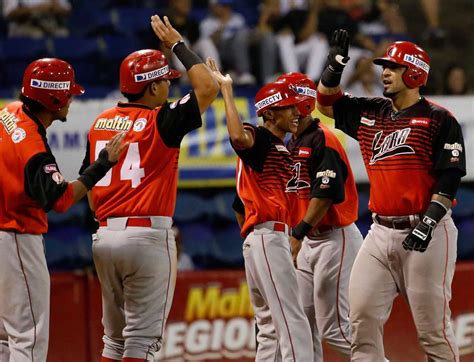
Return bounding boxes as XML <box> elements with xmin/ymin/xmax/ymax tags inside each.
<box><xmin>278</xmin><ymin>72</ymin><xmax>363</xmax><ymax>361</ymax></box>
<box><xmin>207</xmin><ymin>57</ymin><xmax>313</xmax><ymax>361</ymax></box>
<box><xmin>317</xmin><ymin>30</ymin><xmax>466</xmax><ymax>361</ymax></box>
<box><xmin>80</xmin><ymin>16</ymin><xmax>218</xmax><ymax>362</ymax></box>
<box><xmin>0</xmin><ymin>59</ymin><xmax>126</xmax><ymax>362</ymax></box>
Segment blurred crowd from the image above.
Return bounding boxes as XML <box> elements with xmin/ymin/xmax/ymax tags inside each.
<box><xmin>1</xmin><ymin>0</ymin><xmax>471</xmax><ymax>96</ymax></box>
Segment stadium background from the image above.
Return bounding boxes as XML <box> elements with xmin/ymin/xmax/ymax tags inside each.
<box><xmin>1</xmin><ymin>0</ymin><xmax>473</xmax><ymax>360</ymax></box>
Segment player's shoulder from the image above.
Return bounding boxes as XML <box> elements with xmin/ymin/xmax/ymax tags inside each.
<box><xmin>318</xmin><ymin>122</ymin><xmax>343</xmax><ymax>147</ymax></box>
<box><xmin>1</xmin><ymin>102</ymin><xmax>45</xmax><ymax>146</ymax></box>
<box><xmin>422</xmin><ymin>97</ymin><xmax>456</xmax><ymax>120</ymax></box>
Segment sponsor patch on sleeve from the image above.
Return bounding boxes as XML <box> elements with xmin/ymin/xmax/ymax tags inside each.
<box><xmin>44</xmin><ymin>164</ymin><xmax>58</xmax><ymax>174</ymax></box>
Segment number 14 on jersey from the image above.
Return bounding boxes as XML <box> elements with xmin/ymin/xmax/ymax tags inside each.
<box><xmin>95</xmin><ymin>140</ymin><xmax>145</xmax><ymax>188</ymax></box>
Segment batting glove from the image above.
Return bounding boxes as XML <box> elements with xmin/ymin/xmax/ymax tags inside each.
<box><xmin>327</xmin><ymin>29</ymin><xmax>351</xmax><ymax>73</ymax></box>
<box><xmin>402</xmin><ymin>216</ymin><xmax>437</xmax><ymax>252</ymax></box>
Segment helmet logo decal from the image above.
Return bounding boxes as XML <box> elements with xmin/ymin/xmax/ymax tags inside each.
<box><xmin>134</xmin><ymin>65</ymin><xmax>169</xmax><ymax>82</ymax></box>
<box><xmin>403</xmin><ymin>54</ymin><xmax>430</xmax><ymax>73</ymax></box>
<box><xmin>255</xmin><ymin>92</ymin><xmax>282</xmax><ymax>112</ymax></box>
<box><xmin>296</xmin><ymin>86</ymin><xmax>316</xmax><ymax>98</ymax></box>
<box><xmin>31</xmin><ymin>79</ymin><xmax>71</xmax><ymax>90</ymax></box>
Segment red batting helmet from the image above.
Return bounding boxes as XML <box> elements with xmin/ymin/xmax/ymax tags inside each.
<box><xmin>120</xmin><ymin>49</ymin><xmax>181</xmax><ymax>94</ymax></box>
<box><xmin>373</xmin><ymin>41</ymin><xmax>430</xmax><ymax>88</ymax></box>
<box><xmin>22</xmin><ymin>58</ymin><xmax>84</xmax><ymax>112</ymax></box>
<box><xmin>255</xmin><ymin>81</ymin><xmax>303</xmax><ymax>117</ymax></box>
<box><xmin>277</xmin><ymin>72</ymin><xmax>316</xmax><ymax>117</ymax></box>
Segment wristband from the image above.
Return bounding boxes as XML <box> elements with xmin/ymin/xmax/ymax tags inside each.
<box><xmin>172</xmin><ymin>42</ymin><xmax>202</xmax><ymax>71</ymax></box>
<box><xmin>317</xmin><ymin>89</ymin><xmax>343</xmax><ymax>107</ymax></box>
<box><xmin>424</xmin><ymin>200</ymin><xmax>448</xmax><ymax>224</ymax></box>
<box><xmin>292</xmin><ymin>220</ymin><xmax>313</xmax><ymax>240</ymax></box>
<box><xmin>320</xmin><ymin>66</ymin><xmax>344</xmax><ymax>88</ymax></box>
<box><xmin>78</xmin><ymin>149</ymin><xmax>116</xmax><ymax>190</ymax></box>
<box><xmin>171</xmin><ymin>40</ymin><xmax>184</xmax><ymax>52</ymax></box>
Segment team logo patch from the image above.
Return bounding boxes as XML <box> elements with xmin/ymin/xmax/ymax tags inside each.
<box><xmin>403</xmin><ymin>54</ymin><xmax>430</xmax><ymax>73</ymax></box>
<box><xmin>255</xmin><ymin>92</ymin><xmax>282</xmax><ymax>112</ymax></box>
<box><xmin>133</xmin><ymin>118</ymin><xmax>147</xmax><ymax>132</ymax></box>
<box><xmin>298</xmin><ymin>147</ymin><xmax>312</xmax><ymax>157</ymax></box>
<box><xmin>361</xmin><ymin>117</ymin><xmax>375</xmax><ymax>126</ymax></box>
<box><xmin>134</xmin><ymin>65</ymin><xmax>169</xmax><ymax>82</ymax></box>
<box><xmin>370</xmin><ymin>128</ymin><xmax>415</xmax><ymax>164</ymax></box>
<box><xmin>296</xmin><ymin>86</ymin><xmax>316</xmax><ymax>98</ymax></box>
<box><xmin>52</xmin><ymin>172</ymin><xmax>64</xmax><ymax>184</ymax></box>
<box><xmin>44</xmin><ymin>164</ymin><xmax>58</xmax><ymax>173</ymax></box>
<box><xmin>444</xmin><ymin>142</ymin><xmax>463</xmax><ymax>152</ymax></box>
<box><xmin>31</xmin><ymin>79</ymin><xmax>70</xmax><ymax>90</ymax></box>
<box><xmin>11</xmin><ymin>128</ymin><xmax>26</xmax><ymax>143</ymax></box>
<box><xmin>275</xmin><ymin>144</ymin><xmax>289</xmax><ymax>153</ymax></box>
<box><xmin>179</xmin><ymin>93</ymin><xmax>191</xmax><ymax>105</ymax></box>
<box><xmin>316</xmin><ymin>170</ymin><xmax>336</xmax><ymax>178</ymax></box>
<box><xmin>410</xmin><ymin>118</ymin><xmax>430</xmax><ymax>127</ymax></box>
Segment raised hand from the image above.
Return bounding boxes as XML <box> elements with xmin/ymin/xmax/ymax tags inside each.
<box><xmin>327</xmin><ymin>29</ymin><xmax>350</xmax><ymax>72</ymax></box>
<box><xmin>206</xmin><ymin>57</ymin><xmax>233</xmax><ymax>88</ymax></box>
<box><xmin>150</xmin><ymin>15</ymin><xmax>183</xmax><ymax>49</ymax></box>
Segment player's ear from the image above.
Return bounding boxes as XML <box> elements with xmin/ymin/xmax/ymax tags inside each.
<box><xmin>263</xmin><ymin>109</ymin><xmax>274</xmax><ymax>121</ymax></box>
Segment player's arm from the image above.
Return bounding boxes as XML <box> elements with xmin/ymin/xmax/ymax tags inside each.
<box><xmin>151</xmin><ymin>15</ymin><xmax>219</xmax><ymax>114</ymax></box>
<box><xmin>316</xmin><ymin>29</ymin><xmax>350</xmax><ymax>119</ymax></box>
<box><xmin>25</xmin><ymin>133</ymin><xmax>127</xmax><ymax>213</ymax></box>
<box><xmin>403</xmin><ymin>114</ymin><xmax>466</xmax><ymax>252</ymax></box>
<box><xmin>206</xmin><ymin>57</ymin><xmax>254</xmax><ymax>149</ymax></box>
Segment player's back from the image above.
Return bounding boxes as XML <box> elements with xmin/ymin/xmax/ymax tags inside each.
<box><xmin>87</xmin><ymin>103</ymin><xmax>180</xmax><ymax>221</ymax></box>
<box><xmin>0</xmin><ymin>102</ymin><xmax>50</xmax><ymax>233</ymax></box>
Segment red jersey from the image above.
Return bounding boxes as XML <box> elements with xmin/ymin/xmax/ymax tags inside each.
<box><xmin>333</xmin><ymin>96</ymin><xmax>466</xmax><ymax>216</ymax></box>
<box><xmin>288</xmin><ymin>121</ymin><xmax>358</xmax><ymax>228</ymax></box>
<box><xmin>0</xmin><ymin>102</ymin><xmax>73</xmax><ymax>234</ymax></box>
<box><xmin>234</xmin><ymin>124</ymin><xmax>295</xmax><ymax>237</ymax></box>
<box><xmin>81</xmin><ymin>92</ymin><xmax>202</xmax><ymax>221</ymax></box>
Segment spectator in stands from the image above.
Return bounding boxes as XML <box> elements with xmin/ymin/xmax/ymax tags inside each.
<box><xmin>272</xmin><ymin>0</ymin><xmax>329</xmax><ymax>82</ymax></box>
<box><xmin>442</xmin><ymin>63</ymin><xmax>471</xmax><ymax>95</ymax></box>
<box><xmin>199</xmin><ymin>0</ymin><xmax>256</xmax><ymax>85</ymax></box>
<box><xmin>253</xmin><ymin>0</ymin><xmax>280</xmax><ymax>83</ymax></box>
<box><xmin>173</xmin><ymin>226</ymin><xmax>195</xmax><ymax>271</ymax></box>
<box><xmin>3</xmin><ymin>0</ymin><xmax>70</xmax><ymax>38</ymax></box>
<box><xmin>345</xmin><ymin>55</ymin><xmax>383</xmax><ymax>97</ymax></box>
<box><xmin>160</xmin><ymin>0</ymin><xmax>219</xmax><ymax>84</ymax></box>
<box><xmin>420</xmin><ymin>0</ymin><xmax>445</xmax><ymax>47</ymax></box>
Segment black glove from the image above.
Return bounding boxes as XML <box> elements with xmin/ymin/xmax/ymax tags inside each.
<box><xmin>327</xmin><ymin>29</ymin><xmax>350</xmax><ymax>73</ymax></box>
<box><xmin>78</xmin><ymin>148</ymin><xmax>116</xmax><ymax>190</ymax></box>
<box><xmin>402</xmin><ymin>216</ymin><xmax>437</xmax><ymax>252</ymax></box>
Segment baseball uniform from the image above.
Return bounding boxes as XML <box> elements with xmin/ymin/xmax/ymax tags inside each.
<box><xmin>81</xmin><ymin>92</ymin><xmax>202</xmax><ymax>361</ymax></box>
<box><xmin>288</xmin><ymin>120</ymin><xmax>362</xmax><ymax>361</ymax></box>
<box><xmin>333</xmin><ymin>95</ymin><xmax>466</xmax><ymax>361</ymax></box>
<box><xmin>234</xmin><ymin>123</ymin><xmax>313</xmax><ymax>362</ymax></box>
<box><xmin>0</xmin><ymin>102</ymin><xmax>75</xmax><ymax>362</ymax></box>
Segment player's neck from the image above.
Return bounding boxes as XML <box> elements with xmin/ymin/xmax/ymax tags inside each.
<box><xmin>391</xmin><ymin>88</ymin><xmax>421</xmax><ymax>112</ymax></box>
<box><xmin>295</xmin><ymin>116</ymin><xmax>313</xmax><ymax>138</ymax></box>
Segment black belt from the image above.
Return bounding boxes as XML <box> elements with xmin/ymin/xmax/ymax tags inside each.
<box><xmin>373</xmin><ymin>215</ymin><xmax>418</xmax><ymax>230</ymax></box>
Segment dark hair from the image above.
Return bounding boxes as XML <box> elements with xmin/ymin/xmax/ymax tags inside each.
<box><xmin>19</xmin><ymin>93</ymin><xmax>47</xmax><ymax>113</ymax></box>
<box><xmin>122</xmin><ymin>82</ymin><xmax>151</xmax><ymax>102</ymax></box>
<box><xmin>442</xmin><ymin>63</ymin><xmax>467</xmax><ymax>95</ymax></box>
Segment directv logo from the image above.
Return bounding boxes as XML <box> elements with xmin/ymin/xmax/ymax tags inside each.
<box><xmin>31</xmin><ymin>79</ymin><xmax>70</xmax><ymax>90</ymax></box>
<box><xmin>134</xmin><ymin>65</ymin><xmax>169</xmax><ymax>82</ymax></box>
<box><xmin>403</xmin><ymin>54</ymin><xmax>430</xmax><ymax>73</ymax></box>
<box><xmin>296</xmin><ymin>86</ymin><xmax>316</xmax><ymax>98</ymax></box>
<box><xmin>255</xmin><ymin>92</ymin><xmax>283</xmax><ymax>111</ymax></box>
